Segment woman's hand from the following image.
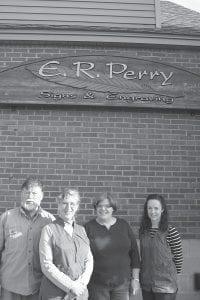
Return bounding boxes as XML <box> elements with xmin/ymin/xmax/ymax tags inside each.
<box><xmin>131</xmin><ymin>278</ymin><xmax>140</xmax><ymax>295</ymax></box>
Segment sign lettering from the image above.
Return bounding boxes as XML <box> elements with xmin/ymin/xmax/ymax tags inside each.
<box><xmin>0</xmin><ymin>53</ymin><xmax>199</xmax><ymax>110</ymax></box>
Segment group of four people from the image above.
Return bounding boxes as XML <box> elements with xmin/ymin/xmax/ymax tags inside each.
<box><xmin>0</xmin><ymin>176</ymin><xmax>183</xmax><ymax>300</ymax></box>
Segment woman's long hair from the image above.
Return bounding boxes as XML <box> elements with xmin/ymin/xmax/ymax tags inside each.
<box><xmin>139</xmin><ymin>194</ymin><xmax>169</xmax><ymax>235</ymax></box>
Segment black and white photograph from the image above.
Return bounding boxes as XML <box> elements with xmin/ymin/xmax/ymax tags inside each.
<box><xmin>0</xmin><ymin>1</ymin><xmax>199</xmax><ymax>299</ymax></box>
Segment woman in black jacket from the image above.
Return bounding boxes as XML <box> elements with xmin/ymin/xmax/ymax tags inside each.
<box><xmin>139</xmin><ymin>194</ymin><xmax>183</xmax><ymax>300</ymax></box>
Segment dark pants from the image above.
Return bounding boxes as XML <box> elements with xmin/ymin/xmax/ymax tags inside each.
<box><xmin>39</xmin><ymin>276</ymin><xmax>88</xmax><ymax>300</ymax></box>
<box><xmin>142</xmin><ymin>289</ymin><xmax>177</xmax><ymax>300</ymax></box>
<box><xmin>0</xmin><ymin>288</ymin><xmax>39</xmax><ymax>300</ymax></box>
<box><xmin>88</xmin><ymin>282</ymin><xmax>130</xmax><ymax>300</ymax></box>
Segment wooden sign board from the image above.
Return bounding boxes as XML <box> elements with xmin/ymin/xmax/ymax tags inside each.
<box><xmin>0</xmin><ymin>54</ymin><xmax>200</xmax><ymax>110</ymax></box>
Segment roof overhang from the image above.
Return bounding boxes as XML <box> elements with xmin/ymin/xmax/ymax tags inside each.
<box><xmin>0</xmin><ymin>26</ymin><xmax>200</xmax><ymax>48</ymax></box>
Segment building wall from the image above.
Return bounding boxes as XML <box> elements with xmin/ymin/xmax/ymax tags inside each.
<box><xmin>0</xmin><ymin>42</ymin><xmax>200</xmax><ymax>238</ymax></box>
<box><xmin>177</xmin><ymin>240</ymin><xmax>200</xmax><ymax>300</ymax></box>
<box><xmin>0</xmin><ymin>41</ymin><xmax>200</xmax><ymax>298</ymax></box>
<box><xmin>0</xmin><ymin>0</ymin><xmax>159</xmax><ymax>29</ymax></box>
<box><xmin>0</xmin><ymin>104</ymin><xmax>200</xmax><ymax>234</ymax></box>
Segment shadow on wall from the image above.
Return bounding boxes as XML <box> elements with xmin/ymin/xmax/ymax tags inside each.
<box><xmin>130</xmin><ymin>239</ymin><xmax>200</xmax><ymax>300</ymax></box>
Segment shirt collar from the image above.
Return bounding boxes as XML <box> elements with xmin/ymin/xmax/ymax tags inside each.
<box><xmin>20</xmin><ymin>206</ymin><xmax>42</xmax><ymax>220</ymax></box>
<box><xmin>56</xmin><ymin>216</ymin><xmax>75</xmax><ymax>227</ymax></box>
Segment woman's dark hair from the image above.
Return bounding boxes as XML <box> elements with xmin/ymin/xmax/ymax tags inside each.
<box><xmin>93</xmin><ymin>192</ymin><xmax>117</xmax><ymax>212</ymax></box>
<box><xmin>139</xmin><ymin>194</ymin><xmax>169</xmax><ymax>235</ymax></box>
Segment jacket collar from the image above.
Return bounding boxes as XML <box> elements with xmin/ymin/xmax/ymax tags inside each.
<box><xmin>55</xmin><ymin>216</ymin><xmax>75</xmax><ymax>227</ymax></box>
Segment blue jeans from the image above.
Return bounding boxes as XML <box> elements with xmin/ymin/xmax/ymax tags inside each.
<box><xmin>142</xmin><ymin>289</ymin><xmax>177</xmax><ymax>300</ymax></box>
<box><xmin>88</xmin><ymin>282</ymin><xmax>130</xmax><ymax>300</ymax></box>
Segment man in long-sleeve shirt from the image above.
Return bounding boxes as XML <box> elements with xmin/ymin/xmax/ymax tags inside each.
<box><xmin>0</xmin><ymin>177</ymin><xmax>54</xmax><ymax>300</ymax></box>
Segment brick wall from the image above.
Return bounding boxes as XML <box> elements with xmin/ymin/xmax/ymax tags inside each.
<box><xmin>0</xmin><ymin>42</ymin><xmax>200</xmax><ymax>239</ymax></box>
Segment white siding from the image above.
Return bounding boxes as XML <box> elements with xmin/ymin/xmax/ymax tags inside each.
<box><xmin>0</xmin><ymin>0</ymin><xmax>159</xmax><ymax>29</ymax></box>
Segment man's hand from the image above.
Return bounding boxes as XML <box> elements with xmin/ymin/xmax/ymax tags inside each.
<box><xmin>70</xmin><ymin>281</ymin><xmax>85</xmax><ymax>297</ymax></box>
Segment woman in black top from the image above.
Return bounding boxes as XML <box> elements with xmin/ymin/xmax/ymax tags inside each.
<box><xmin>85</xmin><ymin>192</ymin><xmax>140</xmax><ymax>300</ymax></box>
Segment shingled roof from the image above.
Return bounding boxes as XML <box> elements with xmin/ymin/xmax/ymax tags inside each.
<box><xmin>160</xmin><ymin>1</ymin><xmax>200</xmax><ymax>35</ymax></box>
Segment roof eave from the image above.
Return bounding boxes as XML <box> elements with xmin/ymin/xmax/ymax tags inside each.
<box><xmin>0</xmin><ymin>27</ymin><xmax>200</xmax><ymax>48</ymax></box>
